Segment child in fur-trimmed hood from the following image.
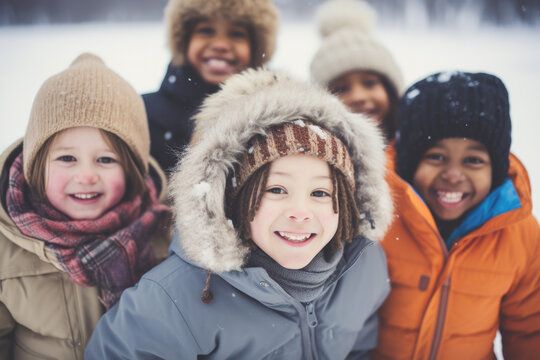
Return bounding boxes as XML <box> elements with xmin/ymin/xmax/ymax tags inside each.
<box><xmin>86</xmin><ymin>68</ymin><xmax>393</xmax><ymax>359</ymax></box>
<box><xmin>143</xmin><ymin>0</ymin><xmax>279</xmax><ymax>175</ymax></box>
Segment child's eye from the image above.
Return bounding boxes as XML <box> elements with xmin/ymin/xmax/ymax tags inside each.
<box><xmin>464</xmin><ymin>156</ymin><xmax>486</xmax><ymax>165</ymax></box>
<box><xmin>330</xmin><ymin>86</ymin><xmax>348</xmax><ymax>95</ymax></box>
<box><xmin>57</xmin><ymin>155</ymin><xmax>75</xmax><ymax>162</ymax></box>
<box><xmin>425</xmin><ymin>153</ymin><xmax>445</xmax><ymax>162</ymax></box>
<box><xmin>363</xmin><ymin>79</ymin><xmax>379</xmax><ymax>88</ymax></box>
<box><xmin>312</xmin><ymin>190</ymin><xmax>331</xmax><ymax>197</ymax></box>
<box><xmin>195</xmin><ymin>26</ymin><xmax>214</xmax><ymax>36</ymax></box>
<box><xmin>230</xmin><ymin>29</ymin><xmax>248</xmax><ymax>39</ymax></box>
<box><xmin>97</xmin><ymin>157</ymin><xmax>117</xmax><ymax>164</ymax></box>
<box><xmin>266</xmin><ymin>187</ymin><xmax>286</xmax><ymax>195</ymax></box>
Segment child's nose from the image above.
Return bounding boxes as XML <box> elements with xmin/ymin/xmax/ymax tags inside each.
<box><xmin>441</xmin><ymin>165</ymin><xmax>466</xmax><ymax>183</ymax></box>
<box><xmin>210</xmin><ymin>34</ymin><xmax>232</xmax><ymax>51</ymax></box>
<box><xmin>286</xmin><ymin>202</ymin><xmax>313</xmax><ymax>222</ymax></box>
<box><xmin>346</xmin><ymin>86</ymin><xmax>368</xmax><ymax>106</ymax></box>
<box><xmin>74</xmin><ymin>167</ymin><xmax>99</xmax><ymax>184</ymax></box>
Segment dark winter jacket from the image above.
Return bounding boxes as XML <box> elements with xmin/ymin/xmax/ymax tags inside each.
<box><xmin>143</xmin><ymin>63</ymin><xmax>220</xmax><ymax>174</ymax></box>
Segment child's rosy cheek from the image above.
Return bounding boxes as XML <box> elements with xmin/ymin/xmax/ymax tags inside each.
<box><xmin>110</xmin><ymin>178</ymin><xmax>127</xmax><ymax>200</ymax></box>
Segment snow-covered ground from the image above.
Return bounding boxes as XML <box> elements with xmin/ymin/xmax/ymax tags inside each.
<box><xmin>1</xmin><ymin>19</ymin><xmax>539</xmax><ymax>358</ymax></box>
<box><xmin>1</xmin><ymin>21</ymin><xmax>538</xmax><ymax>222</ymax></box>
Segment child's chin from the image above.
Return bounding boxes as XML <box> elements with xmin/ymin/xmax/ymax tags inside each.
<box><xmin>433</xmin><ymin>208</ymin><xmax>467</xmax><ymax>221</ymax></box>
<box><xmin>278</xmin><ymin>258</ymin><xmax>312</xmax><ymax>270</ymax></box>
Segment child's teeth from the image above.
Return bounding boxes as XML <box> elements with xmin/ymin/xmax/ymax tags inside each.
<box><xmin>73</xmin><ymin>193</ymin><xmax>98</xmax><ymax>199</ymax></box>
<box><xmin>208</xmin><ymin>59</ymin><xmax>228</xmax><ymax>67</ymax></box>
<box><xmin>278</xmin><ymin>231</ymin><xmax>311</xmax><ymax>242</ymax></box>
<box><xmin>438</xmin><ymin>191</ymin><xmax>463</xmax><ymax>203</ymax></box>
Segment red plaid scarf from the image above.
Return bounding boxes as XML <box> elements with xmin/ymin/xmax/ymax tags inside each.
<box><xmin>6</xmin><ymin>153</ymin><xmax>171</xmax><ymax>308</ymax></box>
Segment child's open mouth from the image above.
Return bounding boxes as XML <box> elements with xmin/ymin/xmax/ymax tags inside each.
<box><xmin>275</xmin><ymin>231</ymin><xmax>316</xmax><ymax>246</ymax></box>
<box><xmin>205</xmin><ymin>58</ymin><xmax>235</xmax><ymax>73</ymax></box>
<box><xmin>436</xmin><ymin>190</ymin><xmax>469</xmax><ymax>208</ymax></box>
<box><xmin>70</xmin><ymin>193</ymin><xmax>101</xmax><ymax>201</ymax></box>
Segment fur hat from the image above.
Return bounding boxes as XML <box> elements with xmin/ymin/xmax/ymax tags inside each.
<box><xmin>23</xmin><ymin>53</ymin><xmax>150</xmax><ymax>180</ymax></box>
<box><xmin>395</xmin><ymin>71</ymin><xmax>512</xmax><ymax>188</ymax></box>
<box><xmin>169</xmin><ymin>68</ymin><xmax>393</xmax><ymax>273</ymax></box>
<box><xmin>310</xmin><ymin>0</ymin><xmax>403</xmax><ymax>94</ymax></box>
<box><xmin>165</xmin><ymin>0</ymin><xmax>279</xmax><ymax>67</ymax></box>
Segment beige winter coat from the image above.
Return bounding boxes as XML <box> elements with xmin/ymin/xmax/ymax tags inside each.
<box><xmin>0</xmin><ymin>140</ymin><xmax>171</xmax><ymax>360</ymax></box>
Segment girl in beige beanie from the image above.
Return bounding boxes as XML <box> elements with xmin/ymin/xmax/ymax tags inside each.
<box><xmin>143</xmin><ymin>0</ymin><xmax>280</xmax><ymax>174</ymax></box>
<box><xmin>0</xmin><ymin>53</ymin><xmax>171</xmax><ymax>360</ymax></box>
<box><xmin>310</xmin><ymin>0</ymin><xmax>404</xmax><ymax>144</ymax></box>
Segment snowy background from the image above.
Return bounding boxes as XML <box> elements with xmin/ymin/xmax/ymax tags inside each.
<box><xmin>1</xmin><ymin>20</ymin><xmax>539</xmax><ymax>223</ymax></box>
<box><xmin>1</xmin><ymin>5</ymin><xmax>539</xmax><ymax>358</ymax></box>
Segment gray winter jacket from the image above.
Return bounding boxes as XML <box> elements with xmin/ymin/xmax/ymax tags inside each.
<box><xmin>86</xmin><ymin>69</ymin><xmax>393</xmax><ymax>359</ymax></box>
<box><xmin>86</xmin><ymin>234</ymin><xmax>389</xmax><ymax>359</ymax></box>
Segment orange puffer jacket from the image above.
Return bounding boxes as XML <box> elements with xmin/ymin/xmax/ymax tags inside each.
<box><xmin>375</xmin><ymin>153</ymin><xmax>540</xmax><ymax>360</ymax></box>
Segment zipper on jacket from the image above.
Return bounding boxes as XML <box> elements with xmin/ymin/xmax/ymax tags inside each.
<box><xmin>306</xmin><ymin>302</ymin><xmax>318</xmax><ymax>328</ymax></box>
<box><xmin>422</xmin><ymin>218</ymin><xmax>451</xmax><ymax>360</ymax></box>
<box><xmin>306</xmin><ymin>302</ymin><xmax>320</xmax><ymax>359</ymax></box>
<box><xmin>289</xmin><ymin>300</ymin><xmax>316</xmax><ymax>360</ymax></box>
<box><xmin>428</xmin><ymin>276</ymin><xmax>451</xmax><ymax>360</ymax></box>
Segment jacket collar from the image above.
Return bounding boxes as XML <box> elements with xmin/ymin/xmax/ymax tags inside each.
<box><xmin>446</xmin><ymin>178</ymin><xmax>521</xmax><ymax>246</ymax></box>
<box><xmin>159</xmin><ymin>63</ymin><xmax>220</xmax><ymax>104</ymax></box>
<box><xmin>169</xmin><ymin>232</ymin><xmax>373</xmax><ymax>305</ymax></box>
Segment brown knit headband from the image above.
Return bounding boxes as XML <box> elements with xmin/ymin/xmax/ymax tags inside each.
<box><xmin>231</xmin><ymin>119</ymin><xmax>355</xmax><ymax>195</ymax></box>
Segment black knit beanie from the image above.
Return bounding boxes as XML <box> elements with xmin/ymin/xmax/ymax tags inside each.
<box><xmin>395</xmin><ymin>71</ymin><xmax>511</xmax><ymax>189</ymax></box>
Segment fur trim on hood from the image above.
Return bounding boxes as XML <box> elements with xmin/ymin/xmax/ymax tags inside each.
<box><xmin>169</xmin><ymin>68</ymin><xmax>393</xmax><ymax>273</ymax></box>
<box><xmin>165</xmin><ymin>0</ymin><xmax>279</xmax><ymax>67</ymax></box>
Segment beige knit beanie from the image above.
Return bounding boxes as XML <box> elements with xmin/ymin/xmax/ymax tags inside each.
<box><xmin>165</xmin><ymin>0</ymin><xmax>279</xmax><ymax>67</ymax></box>
<box><xmin>23</xmin><ymin>53</ymin><xmax>150</xmax><ymax>180</ymax></box>
<box><xmin>310</xmin><ymin>0</ymin><xmax>404</xmax><ymax>95</ymax></box>
<box><xmin>232</xmin><ymin>119</ymin><xmax>355</xmax><ymax>197</ymax></box>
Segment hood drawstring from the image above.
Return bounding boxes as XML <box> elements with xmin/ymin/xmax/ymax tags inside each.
<box><xmin>201</xmin><ymin>270</ymin><xmax>213</xmax><ymax>304</ymax></box>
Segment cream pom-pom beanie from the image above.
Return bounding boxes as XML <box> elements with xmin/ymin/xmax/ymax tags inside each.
<box><xmin>310</xmin><ymin>0</ymin><xmax>404</xmax><ymax>95</ymax></box>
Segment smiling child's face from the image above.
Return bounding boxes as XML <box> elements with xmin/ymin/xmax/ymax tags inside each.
<box><xmin>249</xmin><ymin>155</ymin><xmax>339</xmax><ymax>269</ymax></box>
<box><xmin>187</xmin><ymin>17</ymin><xmax>252</xmax><ymax>85</ymax></box>
<box><xmin>412</xmin><ymin>138</ymin><xmax>492</xmax><ymax>221</ymax></box>
<box><xmin>329</xmin><ymin>70</ymin><xmax>390</xmax><ymax>123</ymax></box>
<box><xmin>45</xmin><ymin>127</ymin><xmax>126</xmax><ymax>220</ymax></box>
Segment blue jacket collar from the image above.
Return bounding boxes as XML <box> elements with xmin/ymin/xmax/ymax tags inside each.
<box><xmin>446</xmin><ymin>178</ymin><xmax>521</xmax><ymax>247</ymax></box>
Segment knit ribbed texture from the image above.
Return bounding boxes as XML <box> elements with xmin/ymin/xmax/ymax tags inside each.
<box><xmin>310</xmin><ymin>0</ymin><xmax>403</xmax><ymax>95</ymax></box>
<box><xmin>247</xmin><ymin>246</ymin><xmax>344</xmax><ymax>304</ymax></box>
<box><xmin>232</xmin><ymin>119</ymin><xmax>355</xmax><ymax>196</ymax></box>
<box><xmin>395</xmin><ymin>71</ymin><xmax>512</xmax><ymax>188</ymax></box>
<box><xmin>165</xmin><ymin>0</ymin><xmax>279</xmax><ymax>67</ymax></box>
<box><xmin>23</xmin><ymin>53</ymin><xmax>150</xmax><ymax>180</ymax></box>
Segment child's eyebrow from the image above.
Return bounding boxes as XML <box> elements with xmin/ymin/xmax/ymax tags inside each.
<box><xmin>270</xmin><ymin>171</ymin><xmax>331</xmax><ymax>181</ymax></box>
<box><xmin>50</xmin><ymin>146</ymin><xmax>115</xmax><ymax>153</ymax></box>
<box><xmin>466</xmin><ymin>145</ymin><xmax>489</xmax><ymax>152</ymax></box>
<box><xmin>231</xmin><ymin>21</ymin><xmax>249</xmax><ymax>28</ymax></box>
